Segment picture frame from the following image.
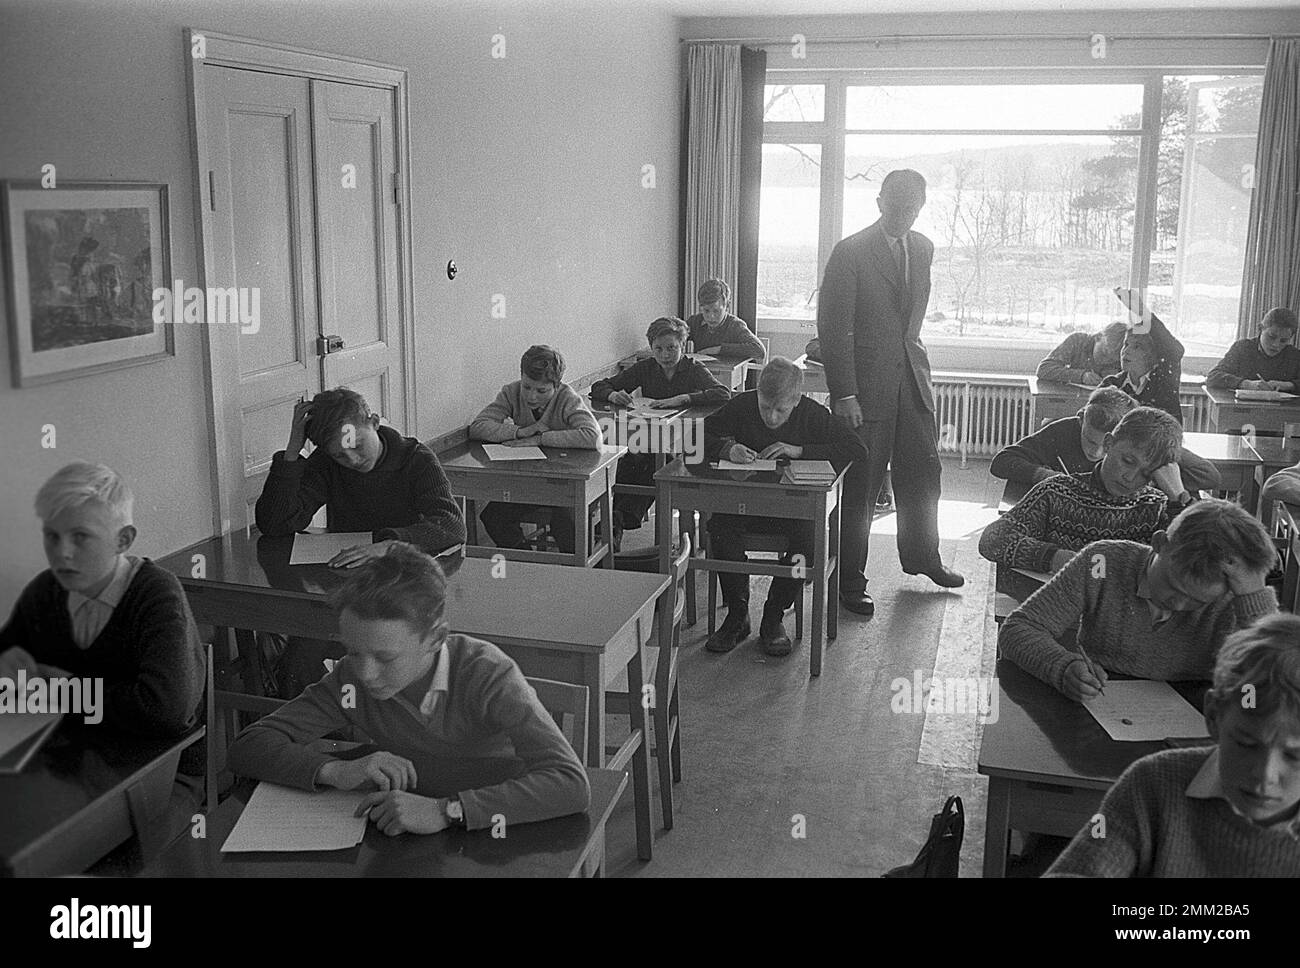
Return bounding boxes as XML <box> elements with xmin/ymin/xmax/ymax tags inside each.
<box><xmin>2</xmin><ymin>180</ymin><xmax>174</xmax><ymax>387</ymax></box>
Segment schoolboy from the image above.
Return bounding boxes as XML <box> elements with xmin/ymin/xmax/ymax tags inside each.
<box><xmin>1206</xmin><ymin>307</ymin><xmax>1300</xmax><ymax>391</ymax></box>
<box><xmin>227</xmin><ymin>543</ymin><xmax>590</xmax><ymax>833</ymax></box>
<box><xmin>701</xmin><ymin>358</ymin><xmax>867</xmax><ymax>656</ymax></box>
<box><xmin>999</xmin><ymin>499</ymin><xmax>1278</xmax><ymax>701</ymax></box>
<box><xmin>470</xmin><ymin>345</ymin><xmax>601</xmax><ymax>554</ymax></box>
<box><xmin>1047</xmin><ymin>613</ymin><xmax>1300</xmax><ymax>876</ymax></box>
<box><xmin>1099</xmin><ymin>309</ymin><xmax>1184</xmax><ymax>423</ymax></box>
<box><xmin>980</xmin><ymin>407</ymin><xmax>1192</xmax><ymax>573</ymax></box>
<box><xmin>591</xmin><ymin>316</ymin><xmax>730</xmax><ymax>543</ymax></box>
<box><xmin>685</xmin><ymin>279</ymin><xmax>766</xmax><ymax>362</ymax></box>
<box><xmin>1035</xmin><ymin>321</ymin><xmax>1127</xmax><ymax>386</ymax></box>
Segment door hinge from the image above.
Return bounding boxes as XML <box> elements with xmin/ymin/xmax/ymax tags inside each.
<box><xmin>208</xmin><ymin>170</ymin><xmax>217</xmax><ymax>212</ymax></box>
<box><xmin>392</xmin><ymin>171</ymin><xmax>402</xmax><ymax>206</ymax></box>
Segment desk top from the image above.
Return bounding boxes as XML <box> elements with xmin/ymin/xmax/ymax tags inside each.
<box><xmin>0</xmin><ymin>724</ymin><xmax>201</xmax><ymax>874</ymax></box>
<box><xmin>978</xmin><ymin>660</ymin><xmax>1178</xmax><ymax>788</ymax></box>
<box><xmin>1182</xmin><ymin>431</ymin><xmax>1262</xmax><ymax>465</ymax></box>
<box><xmin>157</xmin><ymin>534</ymin><xmax>668</xmax><ymax>651</ymax></box>
<box><xmin>653</xmin><ymin>456</ymin><xmax>846</xmax><ymax>491</ymax></box>
<box><xmin>143</xmin><ymin>767</ymin><xmax>626</xmax><ymax>878</ymax></box>
<box><xmin>1247</xmin><ymin>435</ymin><xmax>1300</xmax><ymax>470</ymax></box>
<box><xmin>438</xmin><ymin>442</ymin><xmax>625</xmax><ymax>478</ymax></box>
<box><xmin>1202</xmin><ymin>385</ymin><xmax>1300</xmax><ymax>409</ymax></box>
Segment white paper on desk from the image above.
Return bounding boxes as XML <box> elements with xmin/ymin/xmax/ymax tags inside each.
<box><xmin>221</xmin><ymin>782</ymin><xmax>368</xmax><ymax>852</ymax></box>
<box><xmin>1067</xmin><ymin>382</ymin><xmax>1099</xmax><ymax>390</ymax></box>
<box><xmin>715</xmin><ymin>459</ymin><xmax>778</xmax><ymax>471</ymax></box>
<box><xmin>1012</xmin><ymin>567</ymin><xmax>1052</xmax><ymax>585</ymax></box>
<box><xmin>688</xmin><ymin>353</ymin><xmax>718</xmax><ymax>362</ymax></box>
<box><xmin>1084</xmin><ymin>680</ymin><xmax>1209</xmax><ymax>742</ymax></box>
<box><xmin>290</xmin><ymin>531</ymin><xmax>374</xmax><ymax>565</ymax></box>
<box><xmin>481</xmin><ymin>443</ymin><xmax>547</xmax><ymax>461</ymax></box>
<box><xmin>1234</xmin><ymin>389</ymin><xmax>1300</xmax><ymax>402</ymax></box>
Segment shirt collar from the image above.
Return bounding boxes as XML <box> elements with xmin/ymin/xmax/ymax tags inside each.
<box><xmin>416</xmin><ymin>642</ymin><xmax>450</xmax><ymax>718</ymax></box>
<box><xmin>1134</xmin><ymin>549</ymin><xmax>1174</xmax><ymax>626</ymax></box>
<box><xmin>1124</xmin><ymin>371</ymin><xmax>1150</xmax><ymax>396</ymax></box>
<box><xmin>1186</xmin><ymin>747</ymin><xmax>1300</xmax><ymax>839</ymax></box>
<box><xmin>67</xmin><ymin>555</ymin><xmax>137</xmax><ymax>614</ymax></box>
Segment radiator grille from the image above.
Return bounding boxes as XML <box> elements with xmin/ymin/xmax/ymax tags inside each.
<box><xmin>932</xmin><ymin>379</ymin><xmax>1034</xmax><ymax>459</ymax></box>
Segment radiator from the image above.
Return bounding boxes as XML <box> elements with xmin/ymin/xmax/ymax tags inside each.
<box><xmin>1180</xmin><ymin>388</ymin><xmax>1212</xmax><ymax>433</ymax></box>
<box><xmin>932</xmin><ymin>379</ymin><xmax>1034</xmax><ymax>465</ymax></box>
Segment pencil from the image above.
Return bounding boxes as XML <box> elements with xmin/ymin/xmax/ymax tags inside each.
<box><xmin>1057</xmin><ymin>456</ymin><xmax>1070</xmax><ymax>474</ymax></box>
<box><xmin>1077</xmin><ymin>641</ymin><xmax>1104</xmax><ymax>695</ymax></box>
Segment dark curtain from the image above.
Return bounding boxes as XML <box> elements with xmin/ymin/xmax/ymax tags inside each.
<box><xmin>735</xmin><ymin>46</ymin><xmax>767</xmax><ymax>334</ymax></box>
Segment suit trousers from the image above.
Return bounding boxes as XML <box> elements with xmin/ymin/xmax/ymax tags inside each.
<box><xmin>840</xmin><ymin>375</ymin><xmax>943</xmax><ymax>593</ymax></box>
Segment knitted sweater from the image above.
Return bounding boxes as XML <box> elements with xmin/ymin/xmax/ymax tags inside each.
<box><xmin>1035</xmin><ymin>332</ymin><xmax>1120</xmax><ymax>384</ymax></box>
<box><xmin>591</xmin><ymin>356</ymin><xmax>729</xmax><ymax>406</ymax></box>
<box><xmin>0</xmin><ymin>560</ymin><xmax>205</xmax><ymax>737</ymax></box>
<box><xmin>469</xmin><ymin>380</ymin><xmax>602</xmax><ymax>449</ymax></box>
<box><xmin>1046</xmin><ymin>748</ymin><xmax>1300</xmax><ymax>877</ymax></box>
<box><xmin>255</xmin><ymin>424</ymin><xmax>465</xmax><ymax>553</ymax></box>
<box><xmin>684</xmin><ymin>312</ymin><xmax>766</xmax><ymax>361</ymax></box>
<box><xmin>703</xmin><ymin>391</ymin><xmax>867</xmax><ymax>471</ymax></box>
<box><xmin>978</xmin><ymin>466</ymin><xmax>1170</xmax><ymax>572</ymax></box>
<box><xmin>228</xmin><ymin>634</ymin><xmax>590</xmax><ymax>831</ymax></box>
<box><xmin>1000</xmin><ymin>540</ymin><xmax>1277</xmax><ymax>688</ymax></box>
<box><xmin>1205</xmin><ymin>336</ymin><xmax>1300</xmax><ymax>389</ymax></box>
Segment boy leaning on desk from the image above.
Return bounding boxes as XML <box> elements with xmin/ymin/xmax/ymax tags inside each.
<box><xmin>228</xmin><ymin>542</ymin><xmax>590</xmax><ymax>834</ymax></box>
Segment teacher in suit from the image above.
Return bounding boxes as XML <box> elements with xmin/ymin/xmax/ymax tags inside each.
<box><xmin>816</xmin><ymin>169</ymin><xmax>963</xmax><ymax>617</ymax></box>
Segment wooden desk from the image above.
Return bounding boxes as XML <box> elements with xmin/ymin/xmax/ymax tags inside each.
<box><xmin>143</xmin><ymin>768</ymin><xmax>626</xmax><ymax>878</ymax></box>
<box><xmin>977</xmin><ymin>660</ymin><xmax>1195</xmax><ymax>878</ymax></box>
<box><xmin>1181</xmin><ymin>431</ymin><xmax>1262</xmax><ymax>507</ymax></box>
<box><xmin>1279</xmin><ymin>503</ymin><xmax>1300</xmax><ymax>614</ymax></box>
<box><xmin>0</xmin><ymin>724</ymin><xmax>203</xmax><ymax>876</ymax></box>
<box><xmin>1203</xmin><ymin>385</ymin><xmax>1300</xmax><ymax>436</ymax></box>
<box><xmin>1027</xmin><ymin>377</ymin><xmax>1093</xmax><ymax>429</ymax></box>
<box><xmin>438</xmin><ymin>442</ymin><xmax>625</xmax><ymax>568</ymax></box>
<box><xmin>697</xmin><ymin>355</ymin><xmax>749</xmax><ymax>392</ymax></box>
<box><xmin>654</xmin><ymin>458</ymin><xmax>843</xmax><ymax>676</ymax></box>
<box><xmin>1246</xmin><ymin>437</ymin><xmax>1300</xmax><ymax>525</ymax></box>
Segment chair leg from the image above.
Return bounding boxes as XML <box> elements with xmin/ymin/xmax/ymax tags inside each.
<box><xmin>707</xmin><ymin>570</ymin><xmax>717</xmax><ymax>635</ymax></box>
<box><xmin>654</xmin><ymin>697</ymin><xmax>674</xmax><ymax>830</ymax></box>
<box><xmin>668</xmin><ymin>683</ymin><xmax>682</xmax><ymax>784</ymax></box>
<box><xmin>794</xmin><ymin>588</ymin><xmax>804</xmax><ymax>640</ymax></box>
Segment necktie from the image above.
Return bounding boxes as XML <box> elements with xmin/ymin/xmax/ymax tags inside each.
<box><xmin>895</xmin><ymin>237</ymin><xmax>909</xmax><ymax>288</ymax></box>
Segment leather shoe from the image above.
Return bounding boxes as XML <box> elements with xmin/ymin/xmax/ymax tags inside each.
<box><xmin>759</xmin><ymin>609</ymin><xmax>793</xmax><ymax>656</ymax></box>
<box><xmin>705</xmin><ymin>612</ymin><xmax>751</xmax><ymax>653</ymax></box>
<box><xmin>838</xmin><ymin>590</ymin><xmax>875</xmax><ymax>615</ymax></box>
<box><xmin>905</xmin><ymin>563</ymin><xmax>965</xmax><ymax>588</ymax></box>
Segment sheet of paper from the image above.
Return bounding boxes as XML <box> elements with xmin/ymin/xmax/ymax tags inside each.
<box><xmin>290</xmin><ymin>532</ymin><xmax>374</xmax><ymax>565</ymax></box>
<box><xmin>0</xmin><ymin>712</ymin><xmax>61</xmax><ymax>770</ymax></box>
<box><xmin>1067</xmin><ymin>382</ymin><xmax>1099</xmax><ymax>390</ymax></box>
<box><xmin>481</xmin><ymin>443</ymin><xmax>547</xmax><ymax>461</ymax></box>
<box><xmin>1235</xmin><ymin>389</ymin><xmax>1300</xmax><ymax>402</ymax></box>
<box><xmin>716</xmin><ymin>459</ymin><xmax>778</xmax><ymax>472</ymax></box>
<box><xmin>1084</xmin><ymin>680</ymin><xmax>1209</xmax><ymax>742</ymax></box>
<box><xmin>1012</xmin><ymin>567</ymin><xmax>1052</xmax><ymax>585</ymax></box>
<box><xmin>222</xmin><ymin>782</ymin><xmax>369</xmax><ymax>852</ymax></box>
<box><xmin>687</xmin><ymin>353</ymin><xmax>717</xmax><ymax>362</ymax></box>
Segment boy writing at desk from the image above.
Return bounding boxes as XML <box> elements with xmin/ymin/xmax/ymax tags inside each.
<box><xmin>228</xmin><ymin>543</ymin><xmax>590</xmax><ymax>834</ymax></box>
<box><xmin>1206</xmin><ymin>307</ymin><xmax>1300</xmax><ymax>392</ymax></box>
<box><xmin>685</xmin><ymin>278</ymin><xmax>766</xmax><ymax>362</ymax></box>
<box><xmin>469</xmin><ymin>345</ymin><xmax>601</xmax><ymax>554</ymax></box>
<box><xmin>700</xmin><ymin>357</ymin><xmax>867</xmax><ymax>656</ymax></box>
<box><xmin>1000</xmin><ymin>499</ymin><xmax>1278</xmax><ymax>702</ymax></box>
<box><xmin>1047</xmin><ymin>613</ymin><xmax>1300</xmax><ymax>877</ymax></box>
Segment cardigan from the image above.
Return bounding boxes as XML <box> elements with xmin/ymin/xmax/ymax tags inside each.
<box><xmin>227</xmin><ymin>633</ymin><xmax>590</xmax><ymax>831</ymax></box>
<box><xmin>469</xmin><ymin>380</ymin><xmax>602</xmax><ymax>449</ymax></box>
<box><xmin>590</xmin><ymin>357</ymin><xmax>729</xmax><ymax>406</ymax></box>
<box><xmin>255</xmin><ymin>424</ymin><xmax>465</xmax><ymax>553</ymax></box>
<box><xmin>999</xmin><ymin>540</ymin><xmax>1277</xmax><ymax>689</ymax></box>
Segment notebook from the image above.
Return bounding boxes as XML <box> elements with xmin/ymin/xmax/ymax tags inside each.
<box><xmin>1234</xmin><ymin>389</ymin><xmax>1300</xmax><ymax>403</ymax></box>
<box><xmin>783</xmin><ymin>459</ymin><xmax>837</xmax><ymax>484</ymax></box>
<box><xmin>0</xmin><ymin>712</ymin><xmax>62</xmax><ymax>773</ymax></box>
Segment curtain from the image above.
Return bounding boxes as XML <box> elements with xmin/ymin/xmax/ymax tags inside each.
<box><xmin>1238</xmin><ymin>38</ymin><xmax>1300</xmax><ymax>340</ymax></box>
<box><xmin>736</xmin><ymin>46</ymin><xmax>767</xmax><ymax>334</ymax></box>
<box><xmin>681</xmin><ymin>44</ymin><xmax>742</xmax><ymax>319</ymax></box>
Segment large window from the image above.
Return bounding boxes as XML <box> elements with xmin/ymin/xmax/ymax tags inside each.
<box><xmin>759</xmin><ymin>74</ymin><xmax>1263</xmax><ymax>351</ymax></box>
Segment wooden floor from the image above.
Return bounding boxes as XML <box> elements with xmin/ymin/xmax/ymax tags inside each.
<box><xmin>601</xmin><ymin>455</ymin><xmax>1006</xmax><ymax>877</ymax></box>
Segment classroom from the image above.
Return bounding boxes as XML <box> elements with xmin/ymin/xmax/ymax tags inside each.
<box><xmin>2</xmin><ymin>0</ymin><xmax>1299</xmax><ymax>894</ymax></box>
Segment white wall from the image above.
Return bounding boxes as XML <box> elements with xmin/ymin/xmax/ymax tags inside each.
<box><xmin>0</xmin><ymin>0</ymin><xmax>681</xmax><ymax>612</ymax></box>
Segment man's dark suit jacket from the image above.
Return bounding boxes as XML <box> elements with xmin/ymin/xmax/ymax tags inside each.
<box><xmin>816</xmin><ymin>220</ymin><xmax>935</xmax><ymax>418</ymax></box>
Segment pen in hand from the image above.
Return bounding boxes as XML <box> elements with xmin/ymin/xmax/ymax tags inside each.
<box><xmin>1077</xmin><ymin>642</ymin><xmax>1104</xmax><ymax>696</ymax></box>
<box><xmin>1057</xmin><ymin>457</ymin><xmax>1070</xmax><ymax>474</ymax></box>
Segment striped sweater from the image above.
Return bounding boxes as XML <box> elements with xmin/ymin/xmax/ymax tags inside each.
<box><xmin>1046</xmin><ymin>748</ymin><xmax>1300</xmax><ymax>877</ymax></box>
<box><xmin>979</xmin><ymin>466</ymin><xmax>1169</xmax><ymax>572</ymax></box>
<box><xmin>1000</xmin><ymin>540</ymin><xmax>1277</xmax><ymax>688</ymax></box>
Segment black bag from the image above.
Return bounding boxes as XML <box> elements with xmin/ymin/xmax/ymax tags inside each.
<box><xmin>882</xmin><ymin>795</ymin><xmax>964</xmax><ymax>878</ymax></box>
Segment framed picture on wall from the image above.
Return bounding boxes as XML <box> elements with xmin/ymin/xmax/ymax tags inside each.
<box><xmin>2</xmin><ymin>180</ymin><xmax>173</xmax><ymax>387</ymax></box>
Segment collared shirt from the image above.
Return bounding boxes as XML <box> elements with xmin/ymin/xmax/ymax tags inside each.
<box><xmin>1121</xmin><ymin>371</ymin><xmax>1151</xmax><ymax>398</ymax></box>
<box><xmin>416</xmin><ymin>642</ymin><xmax>450</xmax><ymax>719</ymax></box>
<box><xmin>1134</xmin><ymin>549</ymin><xmax>1173</xmax><ymax>628</ymax></box>
<box><xmin>1186</xmin><ymin>747</ymin><xmax>1300</xmax><ymax>839</ymax></box>
<box><xmin>883</xmin><ymin>231</ymin><xmax>909</xmax><ymax>285</ymax></box>
<box><xmin>66</xmin><ymin>555</ymin><xmax>143</xmax><ymax>649</ymax></box>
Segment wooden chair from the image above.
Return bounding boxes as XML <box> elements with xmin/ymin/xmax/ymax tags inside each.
<box><xmin>704</xmin><ymin>530</ymin><xmax>805</xmax><ymax>640</ymax></box>
<box><xmin>605</xmin><ymin>533</ymin><xmax>692</xmax><ymax>829</ymax></box>
<box><xmin>527</xmin><ymin>677</ymin><xmax>589</xmax><ymax>759</ymax></box>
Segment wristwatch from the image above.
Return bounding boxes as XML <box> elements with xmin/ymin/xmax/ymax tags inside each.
<box><xmin>444</xmin><ymin>796</ymin><xmax>465</xmax><ymax>827</ymax></box>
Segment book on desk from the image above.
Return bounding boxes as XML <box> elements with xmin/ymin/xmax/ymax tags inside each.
<box><xmin>783</xmin><ymin>459</ymin><xmax>837</xmax><ymax>484</ymax></box>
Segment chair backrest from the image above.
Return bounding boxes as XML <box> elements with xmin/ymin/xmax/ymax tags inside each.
<box><xmin>527</xmin><ymin>676</ymin><xmax>589</xmax><ymax>757</ymax></box>
<box><xmin>666</xmin><ymin>532</ymin><xmax>692</xmax><ymax>636</ymax></box>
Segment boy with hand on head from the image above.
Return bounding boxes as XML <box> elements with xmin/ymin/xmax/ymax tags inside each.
<box><xmin>1206</xmin><ymin>307</ymin><xmax>1300</xmax><ymax>391</ymax></box>
<box><xmin>0</xmin><ymin>462</ymin><xmax>206</xmax><ymax>738</ymax></box>
<box><xmin>701</xmin><ymin>358</ymin><xmax>868</xmax><ymax>656</ymax></box>
<box><xmin>227</xmin><ymin>543</ymin><xmax>590</xmax><ymax>834</ymax></box>
<box><xmin>1046</xmin><ymin>613</ymin><xmax>1300</xmax><ymax>877</ymax></box>
<box><xmin>1035</xmin><ymin>321</ymin><xmax>1127</xmax><ymax>386</ymax></box>
<box><xmin>591</xmin><ymin>316</ymin><xmax>730</xmax><ymax>542</ymax></box>
<box><xmin>980</xmin><ymin>407</ymin><xmax>1194</xmax><ymax>573</ymax></box>
<box><xmin>685</xmin><ymin>279</ymin><xmax>766</xmax><ymax>362</ymax></box>
<box><xmin>1000</xmin><ymin>499</ymin><xmax>1278</xmax><ymax>703</ymax></box>
<box><xmin>256</xmin><ymin>387</ymin><xmax>465</xmax><ymax>565</ymax></box>
<box><xmin>470</xmin><ymin>345</ymin><xmax>601</xmax><ymax>554</ymax></box>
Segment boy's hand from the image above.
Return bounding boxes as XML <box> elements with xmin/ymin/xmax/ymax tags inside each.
<box><xmin>1049</xmin><ymin>549</ymin><xmax>1075</xmax><ymax>572</ymax></box>
<box><xmin>697</xmin><ymin>344</ymin><xmax>723</xmax><ymax>356</ymax></box>
<box><xmin>1240</xmin><ymin>379</ymin><xmax>1269</xmax><ymax>390</ymax></box>
<box><xmin>355</xmin><ymin>791</ymin><xmax>451</xmax><ymax>836</ymax></box>
<box><xmin>503</xmin><ymin>435</ymin><xmax>543</xmax><ymax>447</ymax></box>
<box><xmin>1035</xmin><ymin>466</ymin><xmax>1065</xmax><ymax>483</ymax></box>
<box><xmin>329</xmin><ymin>540</ymin><xmax>396</xmax><ymax>569</ymax></box>
<box><xmin>726</xmin><ymin>443</ymin><xmax>758</xmax><ymax>464</ymax></box>
<box><xmin>834</xmin><ymin>397</ymin><xmax>863</xmax><ymax>428</ymax></box>
<box><xmin>285</xmin><ymin>398</ymin><xmax>313</xmax><ymax>459</ymax></box>
<box><xmin>759</xmin><ymin>441</ymin><xmax>804</xmax><ymax>460</ymax></box>
<box><xmin>650</xmin><ymin>394</ymin><xmax>689</xmax><ymax>409</ymax></box>
<box><xmin>0</xmin><ymin>646</ymin><xmax>38</xmax><ymax>681</ymax></box>
<box><xmin>1148</xmin><ymin>462</ymin><xmax>1186</xmax><ymax>500</ymax></box>
<box><xmin>1062</xmin><ymin>659</ymin><xmax>1108</xmax><ymax>702</ymax></box>
<box><xmin>514</xmin><ymin>423</ymin><xmax>544</xmax><ymax>438</ymax></box>
<box><xmin>319</xmin><ymin>751</ymin><xmax>417</xmax><ymax>792</ymax></box>
<box><xmin>607</xmin><ymin>390</ymin><xmax>635</xmax><ymax>408</ymax></box>
<box><xmin>1221</xmin><ymin>555</ymin><xmax>1271</xmax><ymax>595</ymax></box>
<box><xmin>1080</xmin><ymin>371</ymin><xmax>1102</xmax><ymax>386</ymax></box>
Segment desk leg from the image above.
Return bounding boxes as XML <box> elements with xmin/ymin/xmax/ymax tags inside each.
<box><xmin>983</xmin><ymin>778</ymin><xmax>1011</xmax><ymax>878</ymax></box>
<box><xmin>657</xmin><ymin>480</ymin><xmax>672</xmax><ymax>575</ymax></box>
<box><xmin>828</xmin><ymin>497</ymin><xmax>840</xmax><ymax>642</ymax></box>
<box><xmin>598</xmin><ymin>470</ymin><xmax>614</xmax><ymax>568</ymax></box>
<box><xmin>624</xmin><ymin>629</ymin><xmax>653</xmax><ymax>862</ymax></box>
<box><xmin>573</xmin><ymin>481</ymin><xmax>589</xmax><ymax>568</ymax></box>
<box><xmin>464</xmin><ymin>498</ymin><xmax>479</xmax><ymax>544</ymax></box>
<box><xmin>584</xmin><ymin>653</ymin><xmax>606</xmax><ymax>768</ymax></box>
<box><xmin>234</xmin><ymin>628</ymin><xmax>266</xmax><ymax>700</ymax></box>
<box><xmin>810</xmin><ymin>494</ymin><xmax>829</xmax><ymax>677</ymax></box>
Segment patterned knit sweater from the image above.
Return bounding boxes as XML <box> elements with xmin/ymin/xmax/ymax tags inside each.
<box><xmin>1046</xmin><ymin>748</ymin><xmax>1300</xmax><ymax>877</ymax></box>
<box><xmin>978</xmin><ymin>466</ymin><xmax>1169</xmax><ymax>572</ymax></box>
<box><xmin>999</xmin><ymin>540</ymin><xmax>1278</xmax><ymax>687</ymax></box>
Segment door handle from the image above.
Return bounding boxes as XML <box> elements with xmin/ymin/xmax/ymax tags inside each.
<box><xmin>317</xmin><ymin>335</ymin><xmax>345</xmax><ymax>355</ymax></box>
